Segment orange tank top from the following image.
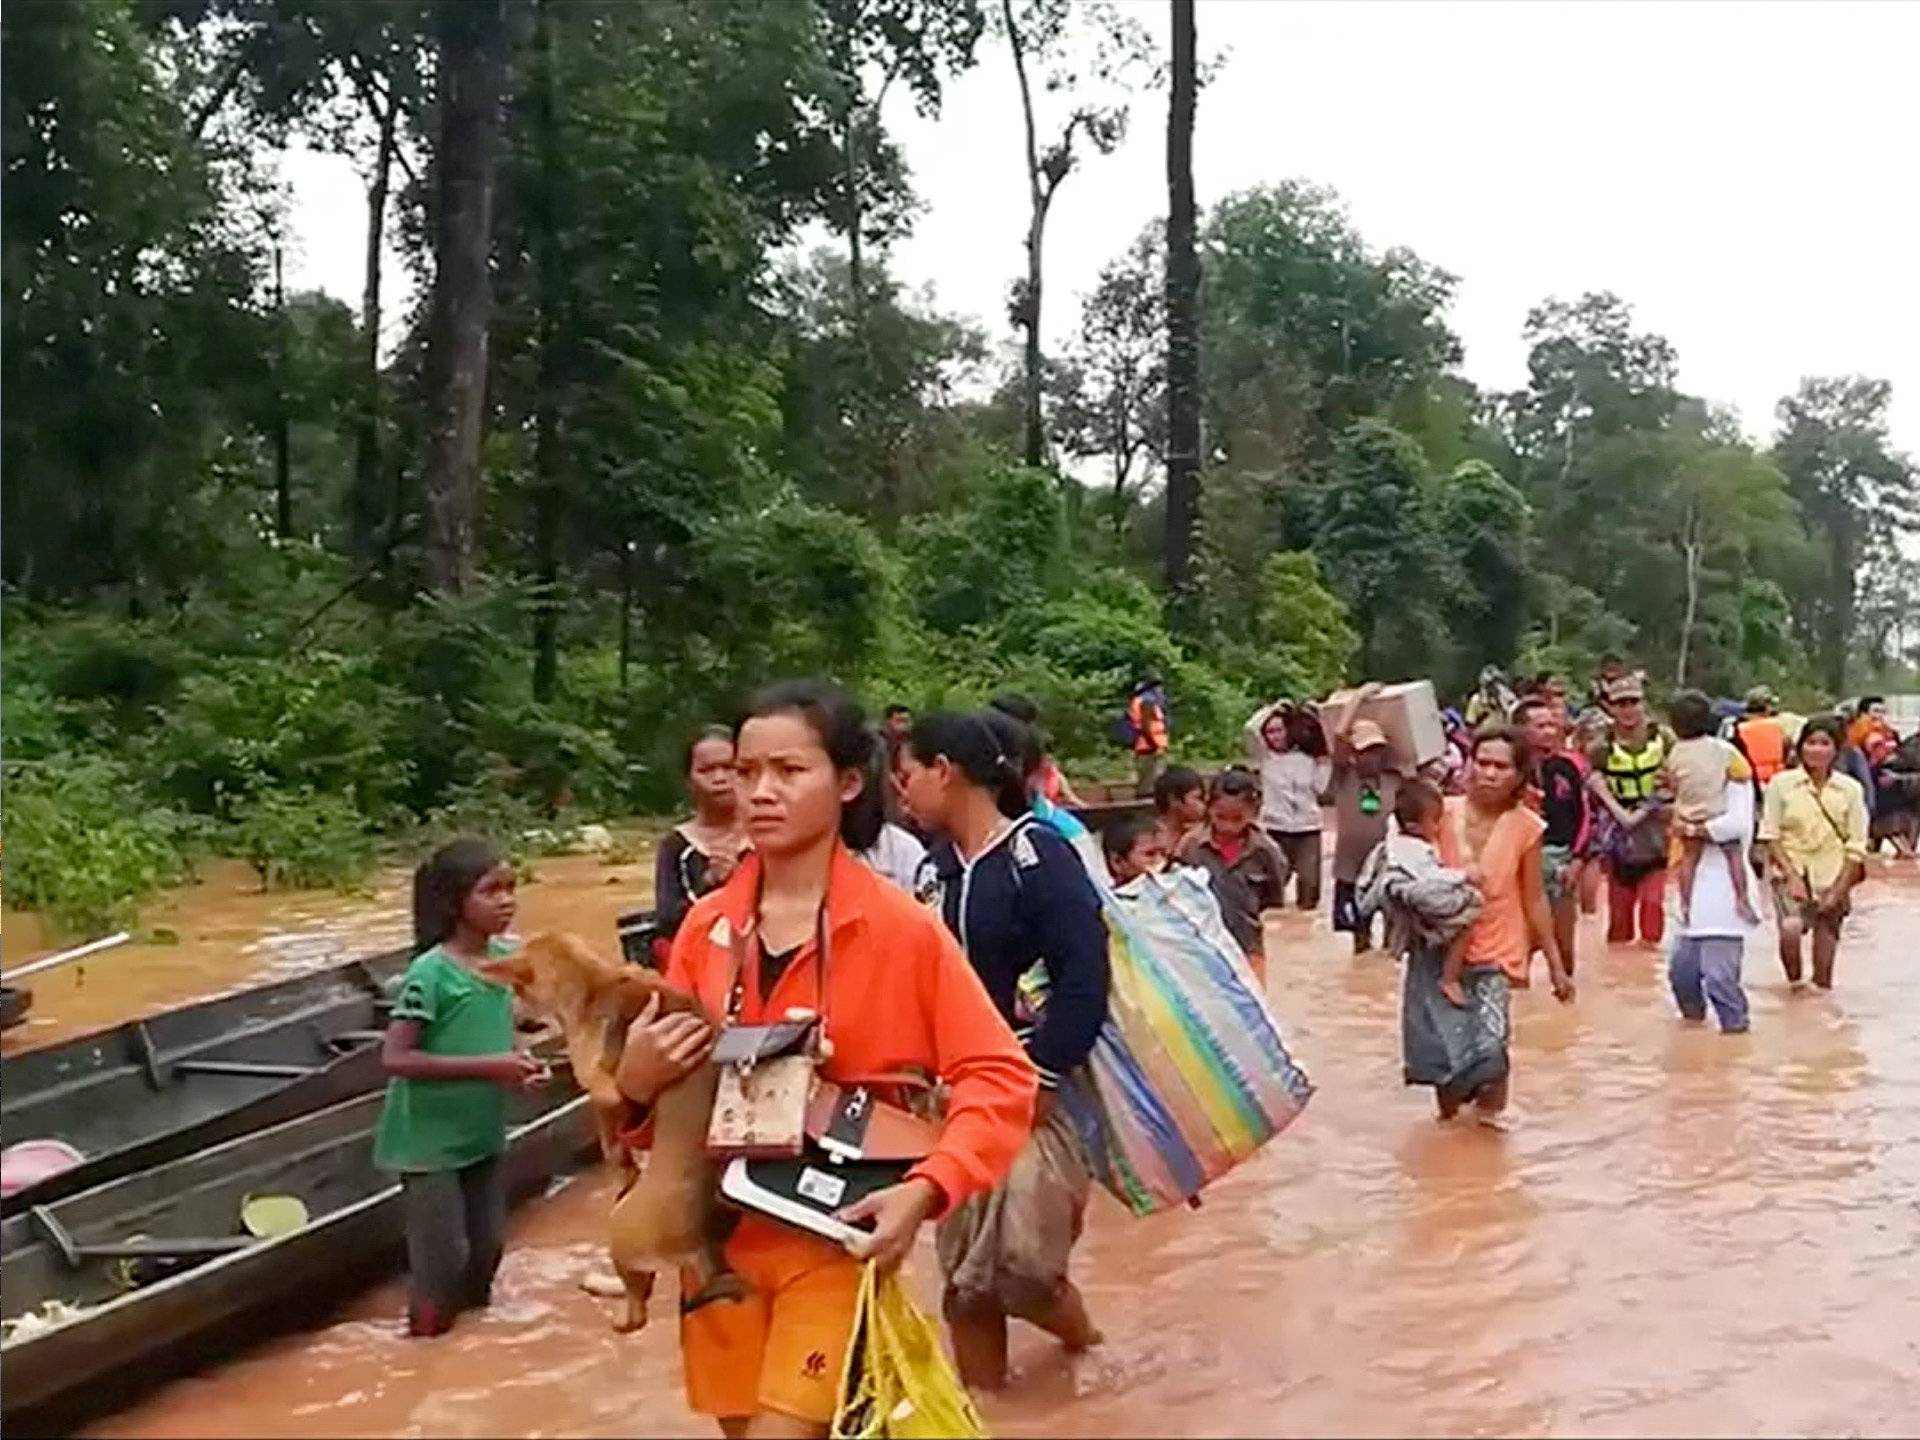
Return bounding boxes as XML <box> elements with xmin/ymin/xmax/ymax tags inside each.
<box><xmin>1439</xmin><ymin>798</ymin><xmax>1545</xmax><ymax>984</ymax></box>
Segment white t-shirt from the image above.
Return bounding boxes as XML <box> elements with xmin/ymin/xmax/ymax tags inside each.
<box><xmin>857</xmin><ymin>823</ymin><xmax>930</xmax><ymax>898</ymax></box>
<box><xmin>1673</xmin><ymin>780</ymin><xmax>1757</xmax><ymax>941</ymax></box>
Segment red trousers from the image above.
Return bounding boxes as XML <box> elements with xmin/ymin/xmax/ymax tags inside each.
<box><xmin>1608</xmin><ymin>866</ymin><xmax>1666</xmax><ymax>945</ymax></box>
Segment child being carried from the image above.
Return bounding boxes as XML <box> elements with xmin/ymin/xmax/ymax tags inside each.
<box><xmin>1356</xmin><ymin>780</ymin><xmax>1484</xmax><ymax>1007</ymax></box>
<box><xmin>1662</xmin><ymin>693</ymin><xmax>1759</xmax><ymax>926</ymax></box>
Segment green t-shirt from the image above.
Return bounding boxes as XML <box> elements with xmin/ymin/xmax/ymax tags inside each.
<box><xmin>373</xmin><ymin>942</ymin><xmax>515</xmax><ymax>1174</ymax></box>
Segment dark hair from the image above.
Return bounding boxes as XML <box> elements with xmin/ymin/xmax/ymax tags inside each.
<box><xmin>412</xmin><ymin>837</ymin><xmax>506</xmax><ymax>954</ymax></box>
<box><xmin>1470</xmin><ymin>723</ymin><xmax>1534</xmax><ymax>799</ymax></box>
<box><xmin>845</xmin><ymin>727</ymin><xmax>894</xmax><ymax>852</ymax></box>
<box><xmin>1797</xmin><ymin>713</ymin><xmax>1845</xmax><ymax>759</ymax></box>
<box><xmin>738</xmin><ymin>679</ymin><xmax>880</xmax><ymax>849</ymax></box>
<box><xmin>1286</xmin><ymin>707</ymin><xmax>1329</xmax><ymax>758</ymax></box>
<box><xmin>1859</xmin><ymin>694</ymin><xmax>1884</xmax><ymax>711</ymax></box>
<box><xmin>884</xmin><ymin>703</ymin><xmax>911</xmax><ymax>721</ymax></box>
<box><xmin>987</xmin><ymin>691</ymin><xmax>1039</xmax><ymax>726</ymax></box>
<box><xmin>1102</xmin><ymin>812</ymin><xmax>1159</xmax><ymax>864</ymax></box>
<box><xmin>684</xmin><ymin>724</ymin><xmax>734</xmax><ymax>774</ymax></box>
<box><xmin>1395</xmin><ymin>777</ymin><xmax>1445</xmax><ymax>830</ymax></box>
<box><xmin>1209</xmin><ymin>766</ymin><xmax>1260</xmax><ymax>804</ymax></box>
<box><xmin>1669</xmin><ymin>689</ymin><xmax>1714</xmax><ymax>741</ymax></box>
<box><xmin>907</xmin><ymin>709</ymin><xmax>1030</xmax><ymax>819</ymax></box>
<box><xmin>1153</xmin><ymin>765</ymin><xmax>1204</xmax><ymax>814</ymax></box>
<box><xmin>1510</xmin><ymin>694</ymin><xmax>1556</xmax><ymax>729</ymax></box>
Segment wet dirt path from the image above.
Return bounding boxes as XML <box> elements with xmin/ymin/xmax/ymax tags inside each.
<box><xmin>23</xmin><ymin>860</ymin><xmax>1920</xmax><ymax>1437</ymax></box>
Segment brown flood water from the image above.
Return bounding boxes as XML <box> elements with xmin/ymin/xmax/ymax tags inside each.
<box><xmin>14</xmin><ymin>855</ymin><xmax>1920</xmax><ymax>1437</ymax></box>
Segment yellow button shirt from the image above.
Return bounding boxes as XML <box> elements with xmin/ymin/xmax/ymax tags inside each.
<box><xmin>1757</xmin><ymin>768</ymin><xmax>1869</xmax><ymax>891</ymax></box>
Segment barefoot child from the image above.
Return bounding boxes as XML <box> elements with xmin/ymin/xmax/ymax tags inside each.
<box><xmin>375</xmin><ymin>838</ymin><xmax>548</xmax><ymax>1337</ymax></box>
<box><xmin>1388</xmin><ymin>782</ymin><xmax>1486</xmax><ymax>1007</ymax></box>
<box><xmin>1664</xmin><ymin>690</ymin><xmax>1759</xmax><ymax>926</ymax></box>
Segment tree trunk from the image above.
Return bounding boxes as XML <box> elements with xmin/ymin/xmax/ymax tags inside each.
<box><xmin>1162</xmin><ymin>0</ymin><xmax>1201</xmax><ymax>605</ymax></box>
<box><xmin>1676</xmin><ymin>527</ymin><xmax>1699</xmax><ymax>687</ymax></box>
<box><xmin>421</xmin><ymin>0</ymin><xmax>509</xmax><ymax>595</ymax></box>
<box><xmin>272</xmin><ymin>244</ymin><xmax>293</xmax><ymax>540</ymax></box>
<box><xmin>842</xmin><ymin>108</ymin><xmax>865</xmax><ymax>301</ymax></box>
<box><xmin>1022</xmin><ymin>204</ymin><xmax>1046</xmax><ymax>467</ymax></box>
<box><xmin>1823</xmin><ymin>520</ymin><xmax>1855</xmax><ymax>694</ymax></box>
<box><xmin>349</xmin><ymin>95</ymin><xmax>397</xmax><ymax>568</ymax></box>
<box><xmin>530</xmin><ymin>0</ymin><xmax>564</xmax><ymax>702</ymax></box>
<box><xmin>1003</xmin><ymin>0</ymin><xmax>1047</xmax><ymax>470</ymax></box>
<box><xmin>617</xmin><ymin>541</ymin><xmax>634</xmax><ymax>695</ymax></box>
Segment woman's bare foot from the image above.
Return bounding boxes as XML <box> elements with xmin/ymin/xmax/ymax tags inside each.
<box><xmin>1474</xmin><ymin>1104</ymin><xmax>1512</xmax><ymax>1133</ymax></box>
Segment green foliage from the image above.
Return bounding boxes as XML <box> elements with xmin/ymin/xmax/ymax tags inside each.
<box><xmin>1250</xmin><ymin>552</ymin><xmax>1358</xmax><ymax>699</ymax></box>
<box><xmin>225</xmin><ymin>787</ymin><xmax>376</xmax><ymax>892</ymax></box>
<box><xmin>5</xmin><ymin>758</ymin><xmax>199</xmax><ymax>938</ymax></box>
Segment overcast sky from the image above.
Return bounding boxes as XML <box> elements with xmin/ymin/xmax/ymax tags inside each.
<box><xmin>284</xmin><ymin>0</ymin><xmax>1919</xmax><ymax>455</ymax></box>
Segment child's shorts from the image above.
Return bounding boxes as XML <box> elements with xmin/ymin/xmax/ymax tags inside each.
<box><xmin>681</xmin><ymin>1215</ymin><xmax>862</xmax><ymax>1425</ymax></box>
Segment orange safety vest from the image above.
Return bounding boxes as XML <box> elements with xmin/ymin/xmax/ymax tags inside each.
<box><xmin>1128</xmin><ymin>692</ymin><xmax>1168</xmax><ymax>755</ymax></box>
<box><xmin>1735</xmin><ymin>716</ymin><xmax>1786</xmax><ymax>785</ymax></box>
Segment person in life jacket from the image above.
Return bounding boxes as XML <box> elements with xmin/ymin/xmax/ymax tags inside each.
<box><xmin>1127</xmin><ymin>674</ymin><xmax>1171</xmax><ymax>798</ymax></box>
<box><xmin>1733</xmin><ymin>686</ymin><xmax>1789</xmax><ymax>787</ymax></box>
<box><xmin>1584</xmin><ymin>672</ymin><xmax>1675</xmax><ymax>947</ymax></box>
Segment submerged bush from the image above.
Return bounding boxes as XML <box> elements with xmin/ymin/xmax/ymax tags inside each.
<box><xmin>5</xmin><ymin>757</ymin><xmax>198</xmax><ymax>938</ymax></box>
<box><xmin>225</xmin><ymin>787</ymin><xmax>376</xmax><ymax>892</ymax></box>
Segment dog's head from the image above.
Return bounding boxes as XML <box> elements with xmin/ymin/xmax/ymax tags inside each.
<box><xmin>488</xmin><ymin>931</ymin><xmax>696</xmax><ymax>1030</ymax></box>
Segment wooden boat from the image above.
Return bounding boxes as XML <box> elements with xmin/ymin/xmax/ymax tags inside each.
<box><xmin>0</xmin><ymin>1078</ymin><xmax>594</xmax><ymax>1434</ymax></box>
<box><xmin>0</xmin><ymin>984</ymin><xmax>30</xmax><ymax>1033</ymax></box>
<box><xmin>0</xmin><ymin>949</ymin><xmax>411</xmax><ymax>1215</ymax></box>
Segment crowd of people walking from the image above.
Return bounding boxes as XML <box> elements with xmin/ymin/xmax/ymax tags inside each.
<box><xmin>375</xmin><ymin>659</ymin><xmax>1911</xmax><ymax>1437</ymax></box>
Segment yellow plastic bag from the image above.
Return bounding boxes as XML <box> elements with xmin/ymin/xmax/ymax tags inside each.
<box><xmin>831</xmin><ymin>1262</ymin><xmax>989</xmax><ymax>1440</ymax></box>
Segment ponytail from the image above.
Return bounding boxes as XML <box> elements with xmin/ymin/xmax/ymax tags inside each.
<box><xmin>908</xmin><ymin>709</ymin><xmax>1032</xmax><ymax>820</ymax></box>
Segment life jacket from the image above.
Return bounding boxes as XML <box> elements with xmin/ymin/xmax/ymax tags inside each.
<box><xmin>1734</xmin><ymin>716</ymin><xmax>1787</xmax><ymax>785</ymax></box>
<box><xmin>1603</xmin><ymin>729</ymin><xmax>1669</xmax><ymax>805</ymax></box>
<box><xmin>1127</xmin><ymin>691</ymin><xmax>1169</xmax><ymax>755</ymax></box>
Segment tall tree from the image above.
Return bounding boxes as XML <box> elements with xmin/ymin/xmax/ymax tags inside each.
<box><xmin>1773</xmin><ymin>376</ymin><xmax>1918</xmax><ymax>693</ymax></box>
<box><xmin>1051</xmin><ymin>224</ymin><xmax>1165</xmax><ymax>541</ymax></box>
<box><xmin>420</xmin><ymin>0</ymin><xmax>509</xmax><ymax>594</ymax></box>
<box><xmin>996</xmin><ymin>0</ymin><xmax>1146</xmax><ymax>468</ymax></box>
<box><xmin>1163</xmin><ymin>0</ymin><xmax>1200</xmax><ymax>605</ymax></box>
<box><xmin>813</xmin><ymin>0</ymin><xmax>983</xmax><ymax>301</ymax></box>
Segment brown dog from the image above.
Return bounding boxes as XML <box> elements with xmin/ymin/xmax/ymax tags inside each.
<box><xmin>491</xmin><ymin>932</ymin><xmax>743</xmax><ymax>1332</ymax></box>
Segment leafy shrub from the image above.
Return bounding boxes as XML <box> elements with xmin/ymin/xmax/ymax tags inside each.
<box><xmin>225</xmin><ymin>787</ymin><xmax>376</xmax><ymax>892</ymax></box>
<box><xmin>4</xmin><ymin>757</ymin><xmax>198</xmax><ymax>937</ymax></box>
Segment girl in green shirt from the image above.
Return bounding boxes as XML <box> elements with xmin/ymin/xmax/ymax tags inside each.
<box><xmin>376</xmin><ymin>838</ymin><xmax>545</xmax><ymax>1337</ymax></box>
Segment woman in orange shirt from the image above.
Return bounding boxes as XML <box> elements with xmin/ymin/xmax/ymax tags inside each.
<box><xmin>1403</xmin><ymin>726</ymin><xmax>1573</xmax><ymax>1130</ymax></box>
<box><xmin>616</xmin><ymin>680</ymin><xmax>1037</xmax><ymax>1439</ymax></box>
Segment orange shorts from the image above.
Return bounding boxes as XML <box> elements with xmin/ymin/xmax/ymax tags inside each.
<box><xmin>681</xmin><ymin>1216</ymin><xmax>862</xmax><ymax>1425</ymax></box>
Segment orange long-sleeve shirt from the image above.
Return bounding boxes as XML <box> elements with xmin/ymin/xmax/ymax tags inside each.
<box><xmin>657</xmin><ymin>843</ymin><xmax>1036</xmax><ymax>1217</ymax></box>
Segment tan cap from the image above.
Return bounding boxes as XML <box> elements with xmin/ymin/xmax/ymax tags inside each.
<box><xmin>1350</xmin><ymin>718</ymin><xmax>1390</xmax><ymax>751</ymax></box>
<box><xmin>1604</xmin><ymin>675</ymin><xmax>1645</xmax><ymax>704</ymax></box>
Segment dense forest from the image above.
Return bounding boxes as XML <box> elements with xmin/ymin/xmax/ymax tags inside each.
<box><xmin>4</xmin><ymin>0</ymin><xmax>1916</xmax><ymax>935</ymax></box>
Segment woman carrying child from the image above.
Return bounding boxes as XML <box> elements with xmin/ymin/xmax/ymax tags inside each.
<box><xmin>898</xmin><ymin>709</ymin><xmax>1111</xmax><ymax>1392</ymax></box>
<box><xmin>376</xmin><ymin>839</ymin><xmax>549</xmax><ymax>1337</ymax></box>
<box><xmin>616</xmin><ymin>682</ymin><xmax>1036</xmax><ymax>1438</ymax></box>
<box><xmin>1398</xmin><ymin>727</ymin><xmax>1573</xmax><ymax>1128</ymax></box>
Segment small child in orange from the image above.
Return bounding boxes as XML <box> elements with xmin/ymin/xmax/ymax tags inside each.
<box><xmin>1663</xmin><ymin>692</ymin><xmax>1758</xmax><ymax>926</ymax></box>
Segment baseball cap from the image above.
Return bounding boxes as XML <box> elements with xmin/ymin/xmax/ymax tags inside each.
<box><xmin>1744</xmin><ymin>684</ymin><xmax>1776</xmax><ymax>711</ymax></box>
<box><xmin>1350</xmin><ymin>719</ymin><xmax>1390</xmax><ymax>751</ymax></box>
<box><xmin>1604</xmin><ymin>675</ymin><xmax>1645</xmax><ymax>704</ymax></box>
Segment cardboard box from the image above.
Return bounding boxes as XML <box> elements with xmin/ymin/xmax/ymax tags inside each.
<box><xmin>1317</xmin><ymin>680</ymin><xmax>1446</xmax><ymax>767</ymax></box>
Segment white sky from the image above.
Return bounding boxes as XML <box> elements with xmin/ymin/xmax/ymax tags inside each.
<box><xmin>283</xmin><ymin>0</ymin><xmax>1919</xmax><ymax>455</ymax></box>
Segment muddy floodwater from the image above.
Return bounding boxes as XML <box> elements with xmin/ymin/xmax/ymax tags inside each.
<box><xmin>11</xmin><ymin>852</ymin><xmax>1918</xmax><ymax>1438</ymax></box>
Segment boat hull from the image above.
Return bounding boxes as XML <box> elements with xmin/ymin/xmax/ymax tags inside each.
<box><xmin>0</xmin><ymin>1084</ymin><xmax>593</xmax><ymax>1432</ymax></box>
